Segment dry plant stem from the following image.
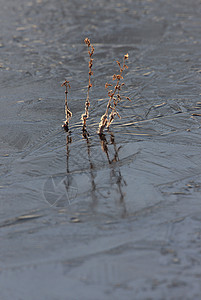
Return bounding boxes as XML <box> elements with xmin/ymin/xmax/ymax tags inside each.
<box><xmin>81</xmin><ymin>38</ymin><xmax>94</xmax><ymax>134</ymax></box>
<box><xmin>98</xmin><ymin>54</ymin><xmax>130</xmax><ymax>135</ymax></box>
<box><xmin>61</xmin><ymin>79</ymin><xmax>72</xmax><ymax>131</ymax></box>
<box><xmin>107</xmin><ymin>55</ymin><xmax>129</xmax><ymax>128</ymax></box>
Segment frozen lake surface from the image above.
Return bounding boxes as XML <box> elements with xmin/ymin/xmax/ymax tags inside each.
<box><xmin>1</xmin><ymin>0</ymin><xmax>201</xmax><ymax>299</ymax></box>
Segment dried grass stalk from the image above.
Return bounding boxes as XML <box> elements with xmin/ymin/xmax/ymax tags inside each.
<box><xmin>61</xmin><ymin>79</ymin><xmax>72</xmax><ymax>131</ymax></box>
<box><xmin>98</xmin><ymin>54</ymin><xmax>130</xmax><ymax>135</ymax></box>
<box><xmin>81</xmin><ymin>37</ymin><xmax>95</xmax><ymax>136</ymax></box>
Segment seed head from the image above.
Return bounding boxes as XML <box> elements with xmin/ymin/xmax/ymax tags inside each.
<box><xmin>84</xmin><ymin>38</ymin><xmax>91</xmax><ymax>47</ymax></box>
<box><xmin>124</xmin><ymin>53</ymin><xmax>129</xmax><ymax>60</ymax></box>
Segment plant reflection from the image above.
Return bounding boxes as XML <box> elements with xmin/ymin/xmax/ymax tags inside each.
<box><xmin>64</xmin><ymin>131</ymin><xmax>128</xmax><ymax>216</ymax></box>
<box><xmin>81</xmin><ymin>131</ymin><xmax>127</xmax><ymax>217</ymax></box>
<box><xmin>66</xmin><ymin>133</ymin><xmax>72</xmax><ymax>174</ymax></box>
<box><xmin>63</xmin><ymin>133</ymin><xmax>74</xmax><ymax>205</ymax></box>
<box><xmin>83</xmin><ymin>134</ymin><xmax>98</xmax><ymax>210</ymax></box>
<box><xmin>99</xmin><ymin>132</ymin><xmax>127</xmax><ymax>218</ymax></box>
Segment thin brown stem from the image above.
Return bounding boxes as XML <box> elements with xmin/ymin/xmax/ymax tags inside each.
<box><xmin>61</xmin><ymin>79</ymin><xmax>72</xmax><ymax>131</ymax></box>
<box><xmin>81</xmin><ymin>38</ymin><xmax>94</xmax><ymax>135</ymax></box>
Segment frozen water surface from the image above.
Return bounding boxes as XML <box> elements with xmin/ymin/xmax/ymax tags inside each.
<box><xmin>1</xmin><ymin>0</ymin><xmax>201</xmax><ymax>299</ymax></box>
